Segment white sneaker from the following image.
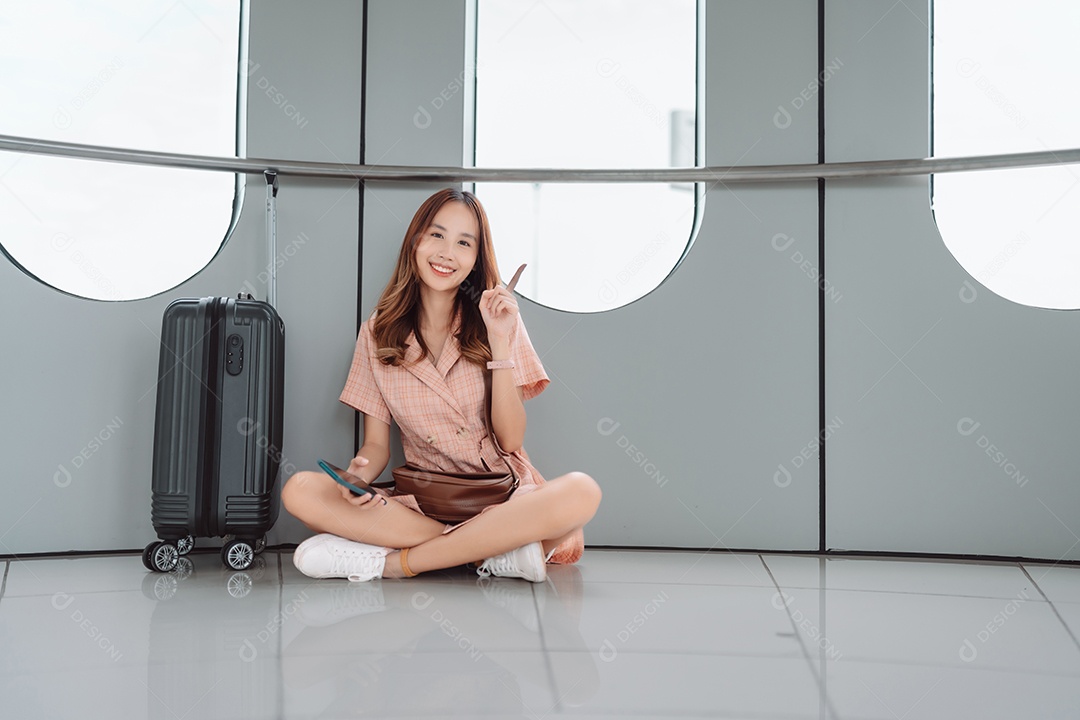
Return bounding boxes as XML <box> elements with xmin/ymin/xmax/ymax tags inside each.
<box><xmin>476</xmin><ymin>541</ymin><xmax>547</xmax><ymax>582</ymax></box>
<box><xmin>293</xmin><ymin>533</ymin><xmax>391</xmax><ymax>582</ymax></box>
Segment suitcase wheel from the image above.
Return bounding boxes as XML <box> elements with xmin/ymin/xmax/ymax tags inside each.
<box><xmin>222</xmin><ymin>539</ymin><xmax>255</xmax><ymax>571</ymax></box>
<box><xmin>176</xmin><ymin>535</ymin><xmax>195</xmax><ymax>556</ymax></box>
<box><xmin>143</xmin><ymin>541</ymin><xmax>179</xmax><ymax>573</ymax></box>
<box><xmin>254</xmin><ymin>537</ymin><xmax>267</xmax><ymax>555</ymax></box>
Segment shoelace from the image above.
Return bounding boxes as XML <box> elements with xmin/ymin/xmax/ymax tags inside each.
<box><xmin>477</xmin><ymin>552</ymin><xmax>514</xmax><ymax>578</ymax></box>
<box><xmin>326</xmin><ymin>546</ymin><xmax>381</xmax><ymax>579</ymax></box>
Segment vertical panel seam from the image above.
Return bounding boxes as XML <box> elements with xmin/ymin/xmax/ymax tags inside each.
<box><xmin>818</xmin><ymin>0</ymin><xmax>827</xmax><ymax>553</ymax></box>
<box><xmin>355</xmin><ymin>0</ymin><xmax>369</xmax><ymax>454</ymax></box>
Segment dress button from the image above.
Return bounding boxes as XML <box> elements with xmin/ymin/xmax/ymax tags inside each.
<box><xmin>426</xmin><ymin>435</ymin><xmax>436</xmax><ymax>444</ymax></box>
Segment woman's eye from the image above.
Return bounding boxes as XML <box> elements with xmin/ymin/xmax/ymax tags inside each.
<box><xmin>458</xmin><ymin>239</ymin><xmax>471</xmax><ymax>247</ymax></box>
<box><xmin>431</xmin><ymin>232</ymin><xmax>443</xmax><ymax>239</ymax></box>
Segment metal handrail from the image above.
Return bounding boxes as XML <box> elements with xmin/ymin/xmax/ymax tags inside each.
<box><xmin>2</xmin><ymin>133</ymin><xmax>1078</xmax><ymax>183</ymax></box>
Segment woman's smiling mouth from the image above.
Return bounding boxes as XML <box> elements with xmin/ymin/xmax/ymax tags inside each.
<box><xmin>429</xmin><ymin>262</ymin><xmax>455</xmax><ymax>277</ymax></box>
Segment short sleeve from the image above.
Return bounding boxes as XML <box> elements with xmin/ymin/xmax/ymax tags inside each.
<box><xmin>510</xmin><ymin>313</ymin><xmax>550</xmax><ymax>401</ymax></box>
<box><xmin>339</xmin><ymin>319</ymin><xmax>393</xmax><ymax>425</ymax></box>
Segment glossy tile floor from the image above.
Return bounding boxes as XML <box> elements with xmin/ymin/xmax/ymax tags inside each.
<box><xmin>2</xmin><ymin>549</ymin><xmax>1080</xmax><ymax>719</ymax></box>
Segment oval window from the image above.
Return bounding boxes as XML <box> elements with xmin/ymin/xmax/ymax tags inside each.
<box><xmin>0</xmin><ymin>0</ymin><xmax>243</xmax><ymax>301</ymax></box>
<box><xmin>933</xmin><ymin>0</ymin><xmax>1080</xmax><ymax>309</ymax></box>
<box><xmin>474</xmin><ymin>0</ymin><xmax>701</xmax><ymax>313</ymax></box>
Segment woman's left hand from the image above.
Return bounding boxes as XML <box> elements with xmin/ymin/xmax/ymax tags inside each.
<box><xmin>479</xmin><ymin>284</ymin><xmax>518</xmax><ymax>341</ymax></box>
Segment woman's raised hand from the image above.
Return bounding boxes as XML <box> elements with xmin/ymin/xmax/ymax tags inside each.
<box><xmin>479</xmin><ymin>284</ymin><xmax>519</xmax><ymax>341</ymax></box>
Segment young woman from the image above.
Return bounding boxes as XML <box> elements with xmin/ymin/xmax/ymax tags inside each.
<box><xmin>281</xmin><ymin>188</ymin><xmax>602</xmax><ymax>583</ymax></box>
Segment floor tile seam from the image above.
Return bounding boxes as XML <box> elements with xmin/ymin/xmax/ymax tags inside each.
<box><xmin>766</xmin><ymin>554</ymin><xmax>1080</xmax><ymax>569</ymax></box>
<box><xmin>283</xmin><ymin>577</ymin><xmax>1058</xmax><ymax>600</ymax></box>
<box><xmin>275</xmin><ymin>552</ymin><xmax>286</xmax><ymax>718</ymax></box>
<box><xmin>530</xmin><ymin>582</ymin><xmax>564</xmax><ymax>715</ymax></box>
<box><xmin>0</xmin><ymin>560</ymin><xmax>8</xmax><ymax>604</ymax></box>
<box><xmin>756</xmin><ymin>585</ymin><xmax>1051</xmax><ymax>602</ymax></box>
<box><xmin>1</xmin><ymin>586</ymin><xmax>282</xmax><ymax>601</ymax></box>
<box><xmin>1021</xmin><ymin>564</ymin><xmax>1080</xmax><ymax>658</ymax></box>
<box><xmin>539</xmin><ymin>648</ymin><xmax>818</xmax><ymax>660</ymax></box>
<box><xmin>795</xmin><ymin>654</ymin><xmax>1080</xmax><ymax>677</ymax></box>
<box><xmin>5</xmin><ymin>656</ymin><xmax>1079</xmax><ymax>677</ymax></box>
<box><xmin>278</xmin><ymin>578</ymin><xmax>780</xmax><ymax>591</ymax></box>
<box><xmin>759</xmin><ymin>555</ymin><xmax>844</xmax><ymax>719</ymax></box>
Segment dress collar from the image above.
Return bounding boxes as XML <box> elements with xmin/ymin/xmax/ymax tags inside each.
<box><xmin>401</xmin><ymin>305</ymin><xmax>466</xmax><ymax>418</ymax></box>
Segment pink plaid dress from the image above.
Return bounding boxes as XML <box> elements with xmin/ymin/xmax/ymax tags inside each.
<box><xmin>339</xmin><ymin>307</ymin><xmax>584</xmax><ymax>565</ymax></box>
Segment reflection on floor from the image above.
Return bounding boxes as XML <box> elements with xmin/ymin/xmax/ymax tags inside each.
<box><xmin>1</xmin><ymin>548</ymin><xmax>1079</xmax><ymax>719</ymax></box>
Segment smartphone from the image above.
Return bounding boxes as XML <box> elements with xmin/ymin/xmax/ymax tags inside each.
<box><xmin>318</xmin><ymin>459</ymin><xmax>375</xmax><ymax>496</ymax></box>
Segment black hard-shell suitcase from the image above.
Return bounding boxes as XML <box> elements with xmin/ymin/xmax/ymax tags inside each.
<box><xmin>144</xmin><ymin>173</ymin><xmax>286</xmax><ymax>573</ymax></box>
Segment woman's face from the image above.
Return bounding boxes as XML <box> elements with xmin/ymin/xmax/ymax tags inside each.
<box><xmin>414</xmin><ymin>201</ymin><xmax>480</xmax><ymax>293</ymax></box>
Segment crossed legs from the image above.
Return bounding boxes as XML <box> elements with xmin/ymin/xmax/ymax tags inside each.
<box><xmin>281</xmin><ymin>470</ymin><xmax>601</xmax><ymax>577</ymax></box>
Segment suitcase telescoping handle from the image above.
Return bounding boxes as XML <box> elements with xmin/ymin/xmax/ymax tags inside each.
<box><xmin>264</xmin><ymin>170</ymin><xmax>279</xmax><ymax>308</ymax></box>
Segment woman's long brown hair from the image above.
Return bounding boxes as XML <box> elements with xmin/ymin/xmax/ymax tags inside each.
<box><xmin>371</xmin><ymin>188</ymin><xmax>501</xmax><ymax>367</ymax></box>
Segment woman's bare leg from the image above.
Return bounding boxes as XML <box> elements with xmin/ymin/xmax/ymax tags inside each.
<box><xmin>281</xmin><ymin>470</ymin><xmax>448</xmax><ymax>549</ymax></box>
<box><xmin>384</xmin><ymin>472</ymin><xmax>601</xmax><ymax>577</ymax></box>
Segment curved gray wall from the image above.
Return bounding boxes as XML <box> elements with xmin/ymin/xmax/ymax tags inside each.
<box><xmin>1</xmin><ymin>0</ymin><xmax>1077</xmax><ymax>562</ymax></box>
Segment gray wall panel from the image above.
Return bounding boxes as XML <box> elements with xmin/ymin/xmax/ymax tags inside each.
<box><xmin>709</xmin><ymin>0</ymin><xmax>819</xmax><ymax>166</ymax></box>
<box><xmin>825</xmin><ymin>0</ymin><xmax>1080</xmax><ymax>559</ymax></box>
<box><xmin>825</xmin><ymin>0</ymin><xmax>930</xmax><ymax>163</ymax></box>
<box><xmin>244</xmin><ymin>0</ymin><xmax>364</xmax><ymax>546</ymax></box>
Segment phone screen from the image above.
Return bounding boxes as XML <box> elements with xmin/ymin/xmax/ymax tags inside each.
<box><xmin>318</xmin><ymin>459</ymin><xmax>374</xmax><ymax>496</ymax></box>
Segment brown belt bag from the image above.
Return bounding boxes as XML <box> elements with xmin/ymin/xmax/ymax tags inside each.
<box><xmin>383</xmin><ymin>373</ymin><xmax>518</xmax><ymax>524</ymax></box>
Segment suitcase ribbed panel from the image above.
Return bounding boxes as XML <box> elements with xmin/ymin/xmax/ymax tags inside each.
<box><xmin>224</xmin><ymin>494</ymin><xmax>275</xmax><ymax>527</ymax></box>
<box><xmin>151</xmin><ymin>299</ymin><xmax>212</xmax><ymax>536</ymax></box>
<box><xmin>150</xmin><ymin>495</ymin><xmax>190</xmax><ymax>525</ymax></box>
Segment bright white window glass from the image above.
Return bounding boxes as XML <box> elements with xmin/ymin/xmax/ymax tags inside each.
<box><xmin>475</xmin><ymin>0</ymin><xmax>698</xmax><ymax>313</ymax></box>
<box><xmin>933</xmin><ymin>1</ymin><xmax>1080</xmax><ymax>309</ymax></box>
<box><xmin>0</xmin><ymin>1</ymin><xmax>242</xmax><ymax>301</ymax></box>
